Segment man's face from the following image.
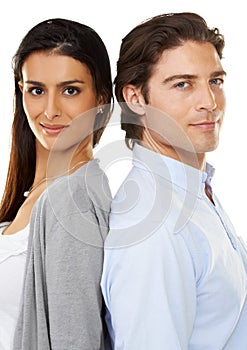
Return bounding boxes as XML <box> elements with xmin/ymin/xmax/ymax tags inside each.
<box><xmin>144</xmin><ymin>41</ymin><xmax>226</xmax><ymax>159</ymax></box>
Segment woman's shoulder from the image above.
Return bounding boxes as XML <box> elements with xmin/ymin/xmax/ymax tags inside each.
<box><xmin>36</xmin><ymin>159</ymin><xmax>111</xmax><ymax>215</ymax></box>
<box><xmin>31</xmin><ymin>159</ymin><xmax>111</xmax><ymax>245</ymax></box>
<box><xmin>54</xmin><ymin>159</ymin><xmax>109</xmax><ymax>192</ymax></box>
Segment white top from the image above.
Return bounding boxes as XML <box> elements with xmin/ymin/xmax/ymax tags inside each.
<box><xmin>0</xmin><ymin>222</ymin><xmax>29</xmax><ymax>350</ymax></box>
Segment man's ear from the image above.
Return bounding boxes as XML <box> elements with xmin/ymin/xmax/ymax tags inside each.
<box><xmin>122</xmin><ymin>84</ymin><xmax>145</xmax><ymax>115</ymax></box>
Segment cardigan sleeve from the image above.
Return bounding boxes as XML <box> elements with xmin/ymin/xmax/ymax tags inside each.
<box><xmin>13</xmin><ymin>164</ymin><xmax>111</xmax><ymax>350</ymax></box>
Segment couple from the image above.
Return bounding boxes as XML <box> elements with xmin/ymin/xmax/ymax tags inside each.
<box><xmin>0</xmin><ymin>13</ymin><xmax>246</xmax><ymax>350</ymax></box>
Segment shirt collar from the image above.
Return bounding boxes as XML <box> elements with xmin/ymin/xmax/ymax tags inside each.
<box><xmin>132</xmin><ymin>143</ymin><xmax>215</xmax><ymax>197</ymax></box>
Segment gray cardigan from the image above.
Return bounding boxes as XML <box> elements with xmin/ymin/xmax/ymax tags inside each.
<box><xmin>13</xmin><ymin>159</ymin><xmax>112</xmax><ymax>350</ymax></box>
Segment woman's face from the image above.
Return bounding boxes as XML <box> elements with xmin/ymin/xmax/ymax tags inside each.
<box><xmin>19</xmin><ymin>51</ymin><xmax>99</xmax><ymax>155</ymax></box>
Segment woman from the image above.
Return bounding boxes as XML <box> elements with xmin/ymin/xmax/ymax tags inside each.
<box><xmin>0</xmin><ymin>18</ymin><xmax>113</xmax><ymax>349</ymax></box>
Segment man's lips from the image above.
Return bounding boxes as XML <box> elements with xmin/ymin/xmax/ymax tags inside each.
<box><xmin>189</xmin><ymin>121</ymin><xmax>219</xmax><ymax>130</ymax></box>
<box><xmin>40</xmin><ymin>123</ymin><xmax>68</xmax><ymax>135</ymax></box>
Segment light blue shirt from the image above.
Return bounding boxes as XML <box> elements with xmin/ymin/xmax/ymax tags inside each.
<box><xmin>101</xmin><ymin>144</ymin><xmax>247</xmax><ymax>350</ymax></box>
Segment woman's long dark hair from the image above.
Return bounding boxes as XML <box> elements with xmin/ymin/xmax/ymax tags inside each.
<box><xmin>0</xmin><ymin>18</ymin><xmax>113</xmax><ymax>222</ymax></box>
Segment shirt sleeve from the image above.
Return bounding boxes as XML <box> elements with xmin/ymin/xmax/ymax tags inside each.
<box><xmin>237</xmin><ymin>236</ymin><xmax>247</xmax><ymax>273</ymax></box>
<box><xmin>101</xmin><ymin>225</ymin><xmax>197</xmax><ymax>350</ymax></box>
<box><xmin>46</xmin><ymin>216</ymin><xmax>105</xmax><ymax>348</ymax></box>
<box><xmin>46</xmin><ymin>176</ymin><xmax>111</xmax><ymax>350</ymax></box>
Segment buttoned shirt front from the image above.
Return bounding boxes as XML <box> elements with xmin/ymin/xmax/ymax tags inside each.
<box><xmin>101</xmin><ymin>144</ymin><xmax>247</xmax><ymax>350</ymax></box>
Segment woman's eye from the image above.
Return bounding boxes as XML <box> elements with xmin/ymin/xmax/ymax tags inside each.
<box><xmin>64</xmin><ymin>87</ymin><xmax>80</xmax><ymax>95</ymax></box>
<box><xmin>29</xmin><ymin>87</ymin><xmax>44</xmax><ymax>96</ymax></box>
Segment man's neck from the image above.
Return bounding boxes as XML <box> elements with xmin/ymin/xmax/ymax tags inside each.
<box><xmin>140</xmin><ymin>138</ymin><xmax>207</xmax><ymax>171</ymax></box>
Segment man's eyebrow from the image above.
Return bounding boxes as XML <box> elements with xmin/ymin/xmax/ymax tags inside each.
<box><xmin>162</xmin><ymin>74</ymin><xmax>197</xmax><ymax>84</ymax></box>
<box><xmin>162</xmin><ymin>70</ymin><xmax>227</xmax><ymax>84</ymax></box>
<box><xmin>210</xmin><ymin>70</ymin><xmax>227</xmax><ymax>78</ymax></box>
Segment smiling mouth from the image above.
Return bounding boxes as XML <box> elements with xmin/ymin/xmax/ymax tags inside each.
<box><xmin>41</xmin><ymin>123</ymin><xmax>68</xmax><ymax>135</ymax></box>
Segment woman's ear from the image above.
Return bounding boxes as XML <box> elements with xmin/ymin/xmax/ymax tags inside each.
<box><xmin>122</xmin><ymin>84</ymin><xmax>145</xmax><ymax>115</ymax></box>
<box><xmin>96</xmin><ymin>95</ymin><xmax>104</xmax><ymax>114</ymax></box>
<box><xmin>18</xmin><ymin>81</ymin><xmax>23</xmax><ymax>92</ymax></box>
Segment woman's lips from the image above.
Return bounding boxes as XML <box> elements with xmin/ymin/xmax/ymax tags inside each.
<box><xmin>41</xmin><ymin>123</ymin><xmax>68</xmax><ymax>135</ymax></box>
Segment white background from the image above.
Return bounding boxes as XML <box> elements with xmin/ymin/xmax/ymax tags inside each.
<box><xmin>0</xmin><ymin>0</ymin><xmax>246</xmax><ymax>242</ymax></box>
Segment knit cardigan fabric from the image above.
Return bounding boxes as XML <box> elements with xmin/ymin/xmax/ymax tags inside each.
<box><xmin>13</xmin><ymin>159</ymin><xmax>112</xmax><ymax>350</ymax></box>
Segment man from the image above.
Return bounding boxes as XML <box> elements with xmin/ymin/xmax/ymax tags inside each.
<box><xmin>101</xmin><ymin>12</ymin><xmax>247</xmax><ymax>349</ymax></box>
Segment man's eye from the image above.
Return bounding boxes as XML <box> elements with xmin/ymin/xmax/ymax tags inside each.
<box><xmin>175</xmin><ymin>81</ymin><xmax>189</xmax><ymax>89</ymax></box>
<box><xmin>210</xmin><ymin>78</ymin><xmax>224</xmax><ymax>86</ymax></box>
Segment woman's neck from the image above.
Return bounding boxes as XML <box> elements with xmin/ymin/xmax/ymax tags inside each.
<box><xmin>34</xmin><ymin>137</ymin><xmax>94</xmax><ymax>184</ymax></box>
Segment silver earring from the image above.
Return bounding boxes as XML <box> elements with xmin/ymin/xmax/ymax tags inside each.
<box><xmin>98</xmin><ymin>107</ymin><xmax>104</xmax><ymax>114</ymax></box>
